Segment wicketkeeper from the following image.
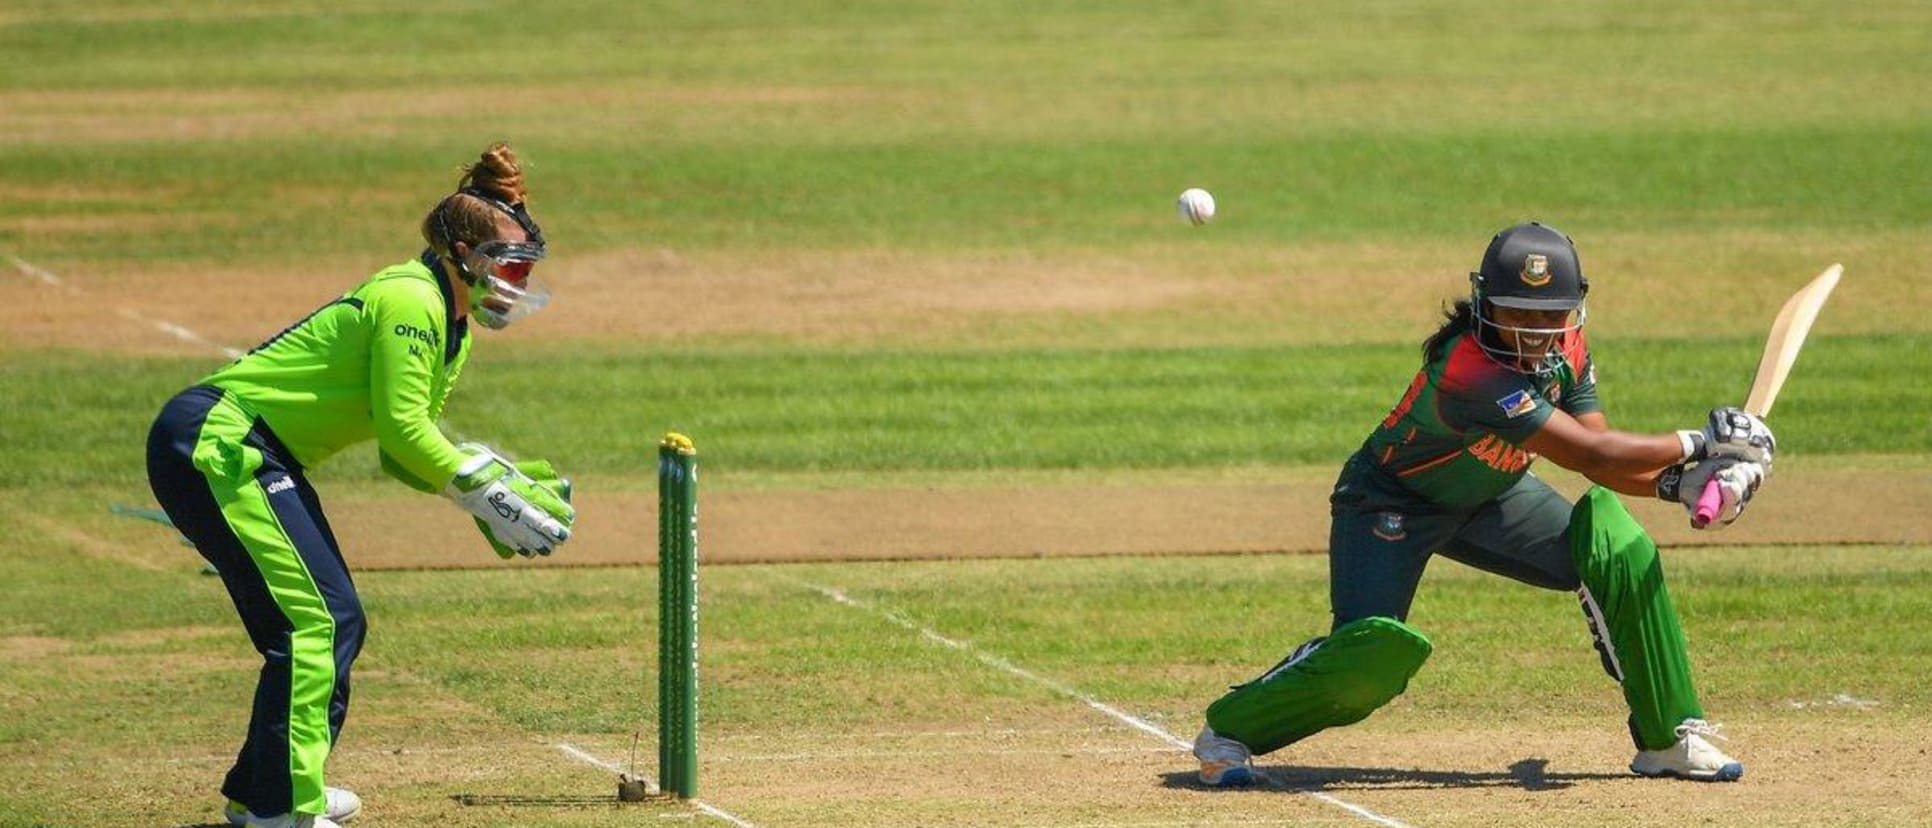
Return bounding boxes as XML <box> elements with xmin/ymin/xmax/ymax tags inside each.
<box><xmin>1193</xmin><ymin>222</ymin><xmax>1773</xmax><ymax>786</ymax></box>
<box><xmin>145</xmin><ymin>143</ymin><xmax>576</xmax><ymax>828</ymax></box>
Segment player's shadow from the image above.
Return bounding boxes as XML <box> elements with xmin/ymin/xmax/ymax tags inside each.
<box><xmin>1161</xmin><ymin>758</ymin><xmax>1628</xmax><ymax>792</ymax></box>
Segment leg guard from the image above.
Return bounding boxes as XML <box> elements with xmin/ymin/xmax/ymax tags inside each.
<box><xmin>1204</xmin><ymin>616</ymin><xmax>1431</xmax><ymax>755</ymax></box>
<box><xmin>1570</xmin><ymin>486</ymin><xmax>1705</xmax><ymax>751</ymax></box>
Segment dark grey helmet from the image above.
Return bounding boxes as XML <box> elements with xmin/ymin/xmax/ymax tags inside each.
<box><xmin>1471</xmin><ymin>222</ymin><xmax>1588</xmax><ymax>310</ymax></box>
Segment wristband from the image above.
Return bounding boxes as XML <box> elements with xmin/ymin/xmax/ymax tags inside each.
<box><xmin>1655</xmin><ymin>464</ymin><xmax>1686</xmax><ymax>502</ymax></box>
<box><xmin>1675</xmin><ymin>430</ymin><xmax>1707</xmax><ymax>463</ymax></box>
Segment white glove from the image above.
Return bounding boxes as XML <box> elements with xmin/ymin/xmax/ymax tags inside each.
<box><xmin>445</xmin><ymin>447</ymin><xmax>574</xmax><ymax>556</ymax></box>
<box><xmin>1659</xmin><ymin>459</ymin><xmax>1765</xmax><ymax>530</ymax></box>
<box><xmin>1680</xmin><ymin>406</ymin><xmax>1776</xmax><ymax>467</ymax></box>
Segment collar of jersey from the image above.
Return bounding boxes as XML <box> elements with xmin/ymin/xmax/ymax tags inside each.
<box><xmin>419</xmin><ymin>250</ymin><xmax>468</xmax><ymax>365</ymax></box>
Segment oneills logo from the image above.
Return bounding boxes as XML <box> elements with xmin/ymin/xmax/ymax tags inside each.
<box><xmin>1520</xmin><ymin>253</ymin><xmax>1552</xmax><ymax>287</ymax></box>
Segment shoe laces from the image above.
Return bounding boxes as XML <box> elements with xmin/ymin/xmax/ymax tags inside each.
<box><xmin>1675</xmin><ymin>718</ymin><xmax>1728</xmax><ymax>742</ymax></box>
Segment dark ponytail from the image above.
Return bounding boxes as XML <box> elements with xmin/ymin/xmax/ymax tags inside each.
<box><xmin>1422</xmin><ymin>298</ymin><xmax>1475</xmax><ymax>362</ymax></box>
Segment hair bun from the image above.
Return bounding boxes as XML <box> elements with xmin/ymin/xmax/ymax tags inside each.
<box><xmin>461</xmin><ymin>141</ymin><xmax>527</xmax><ymax>205</ymax></box>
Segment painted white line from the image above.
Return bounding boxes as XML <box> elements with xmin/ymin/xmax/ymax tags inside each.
<box><xmin>782</xmin><ymin>574</ymin><xmax>1418</xmax><ymax>828</ymax></box>
<box><xmin>11</xmin><ymin>252</ymin><xmax>244</xmax><ymax>358</ymax></box>
<box><xmin>115</xmin><ymin>306</ymin><xmax>246</xmax><ymax>359</ymax></box>
<box><xmin>6</xmin><ymin>253</ymin><xmax>65</xmax><ymax>286</ymax></box>
<box><xmin>553</xmin><ymin>743</ymin><xmax>761</xmax><ymax>828</ymax></box>
<box><xmin>715</xmin><ymin>725</ymin><xmax>1125</xmax><ymax>742</ymax></box>
<box><xmin>714</xmin><ymin>745</ymin><xmax>1175</xmax><ymax>763</ymax></box>
<box><xmin>555</xmin><ymin>742</ymin><xmax>638</xmax><ymax>777</ymax></box>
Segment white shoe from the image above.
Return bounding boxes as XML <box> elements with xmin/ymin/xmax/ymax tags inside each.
<box><xmin>227</xmin><ymin>788</ymin><xmax>362</xmax><ymax>826</ymax></box>
<box><xmin>242</xmin><ymin>814</ymin><xmax>342</xmax><ymax>828</ymax></box>
<box><xmin>1192</xmin><ymin>726</ymin><xmax>1255</xmax><ymax>787</ymax></box>
<box><xmin>1630</xmin><ymin>719</ymin><xmax>1744</xmax><ymax>782</ymax></box>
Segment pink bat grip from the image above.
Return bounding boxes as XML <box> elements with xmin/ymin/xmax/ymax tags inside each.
<box><xmin>1692</xmin><ymin>478</ymin><xmax>1722</xmax><ymax>528</ymax></box>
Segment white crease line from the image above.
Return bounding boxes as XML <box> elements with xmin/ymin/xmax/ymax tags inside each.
<box><xmin>554</xmin><ymin>743</ymin><xmax>760</xmax><ymax>828</ymax></box>
<box><xmin>782</xmin><ymin>574</ymin><xmax>1418</xmax><ymax>828</ymax></box>
<box><xmin>10</xmin><ymin>252</ymin><xmax>496</xmax><ymax>445</ymax></box>
<box><xmin>715</xmin><ymin>725</ymin><xmax>1124</xmax><ymax>742</ymax></box>
<box><xmin>7</xmin><ymin>253</ymin><xmax>64</xmax><ymax>285</ymax></box>
<box><xmin>713</xmin><ymin>745</ymin><xmax>1175</xmax><ymax>763</ymax></box>
<box><xmin>12</xmin><ymin>253</ymin><xmax>244</xmax><ymax>358</ymax></box>
<box><xmin>115</xmin><ymin>307</ymin><xmax>246</xmax><ymax>359</ymax></box>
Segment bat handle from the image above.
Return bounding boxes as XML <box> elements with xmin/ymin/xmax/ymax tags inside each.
<box><xmin>1692</xmin><ymin>478</ymin><xmax>1722</xmax><ymax>528</ymax></box>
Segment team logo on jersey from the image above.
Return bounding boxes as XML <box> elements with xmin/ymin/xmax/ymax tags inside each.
<box><xmin>393</xmin><ymin>323</ymin><xmax>440</xmax><ymax>349</ymax></box>
<box><xmin>1373</xmin><ymin>512</ymin><xmax>1407</xmax><ymax>542</ymax></box>
<box><xmin>1496</xmin><ymin>389</ymin><xmax>1537</xmax><ymax>418</ymax></box>
<box><xmin>1520</xmin><ymin>253</ymin><xmax>1552</xmax><ymax>287</ymax></box>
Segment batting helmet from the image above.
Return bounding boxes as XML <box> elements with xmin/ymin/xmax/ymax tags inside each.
<box><xmin>1471</xmin><ymin>222</ymin><xmax>1588</xmax><ymax>310</ymax></box>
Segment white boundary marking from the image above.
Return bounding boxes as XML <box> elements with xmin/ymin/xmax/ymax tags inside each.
<box><xmin>779</xmin><ymin>573</ymin><xmax>1418</xmax><ymax>828</ymax></box>
<box><xmin>555</xmin><ymin>743</ymin><xmax>761</xmax><ymax>827</ymax></box>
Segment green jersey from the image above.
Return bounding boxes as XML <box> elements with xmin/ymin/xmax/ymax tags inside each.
<box><xmin>1361</xmin><ymin>329</ymin><xmax>1599</xmax><ymax>508</ymax></box>
<box><xmin>203</xmin><ymin>254</ymin><xmax>473</xmax><ymax>491</ymax></box>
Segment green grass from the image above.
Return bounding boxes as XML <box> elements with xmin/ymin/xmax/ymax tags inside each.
<box><xmin>5</xmin><ymin>333</ymin><xmax>1924</xmax><ymax>489</ymax></box>
<box><xmin>5</xmin><ymin>124</ymin><xmax>1929</xmax><ymax>264</ymax></box>
<box><xmin>5</xmin><ymin>2</ymin><xmax>1930</xmax><ymax>263</ymax></box>
<box><xmin>5</xmin><ymin>544</ymin><xmax>1932</xmax><ymax>826</ymax></box>
<box><xmin>5</xmin><ymin>1</ymin><xmax>1932</xmax><ymax>824</ymax></box>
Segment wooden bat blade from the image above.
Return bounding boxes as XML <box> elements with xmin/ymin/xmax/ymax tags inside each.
<box><xmin>1744</xmin><ymin>263</ymin><xmax>1842</xmax><ymax>417</ymax></box>
<box><xmin>1694</xmin><ymin>263</ymin><xmax>1842</xmax><ymax>528</ymax></box>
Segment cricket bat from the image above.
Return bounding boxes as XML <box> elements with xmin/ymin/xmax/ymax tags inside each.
<box><xmin>1694</xmin><ymin>263</ymin><xmax>1843</xmax><ymax>527</ymax></box>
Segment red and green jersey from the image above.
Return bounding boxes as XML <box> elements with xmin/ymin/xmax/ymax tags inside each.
<box><xmin>1362</xmin><ymin>330</ymin><xmax>1599</xmax><ymax>508</ymax></box>
<box><xmin>201</xmin><ymin>255</ymin><xmax>473</xmax><ymax>490</ymax></box>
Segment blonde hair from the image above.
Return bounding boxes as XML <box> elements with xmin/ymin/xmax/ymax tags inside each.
<box><xmin>421</xmin><ymin>142</ymin><xmax>532</xmax><ymax>258</ymax></box>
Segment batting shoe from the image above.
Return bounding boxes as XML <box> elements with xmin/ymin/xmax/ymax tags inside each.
<box><xmin>1193</xmin><ymin>726</ymin><xmax>1255</xmax><ymax>787</ymax></box>
<box><xmin>1630</xmin><ymin>719</ymin><xmax>1744</xmax><ymax>782</ymax></box>
<box><xmin>240</xmin><ymin>814</ymin><xmax>342</xmax><ymax>828</ymax></box>
<box><xmin>226</xmin><ymin>788</ymin><xmax>362</xmax><ymax>826</ymax></box>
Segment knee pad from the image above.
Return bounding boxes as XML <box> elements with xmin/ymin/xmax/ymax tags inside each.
<box><xmin>1569</xmin><ymin>486</ymin><xmax>1660</xmax><ymax>580</ymax></box>
<box><xmin>1205</xmin><ymin>616</ymin><xmax>1431</xmax><ymax>755</ymax></box>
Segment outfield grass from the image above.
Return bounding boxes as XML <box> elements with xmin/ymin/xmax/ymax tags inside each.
<box><xmin>5</xmin><ymin>545</ymin><xmax>1931</xmax><ymax>826</ymax></box>
<box><xmin>5</xmin><ymin>2</ymin><xmax>1930</xmax><ymax>265</ymax></box>
<box><xmin>5</xmin><ymin>332</ymin><xmax>1925</xmax><ymax>490</ymax></box>
<box><xmin>6</xmin><ymin>1</ymin><xmax>1932</xmax><ymax>825</ymax></box>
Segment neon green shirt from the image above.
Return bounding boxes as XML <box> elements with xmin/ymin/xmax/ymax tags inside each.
<box><xmin>202</xmin><ymin>254</ymin><xmax>473</xmax><ymax>490</ymax></box>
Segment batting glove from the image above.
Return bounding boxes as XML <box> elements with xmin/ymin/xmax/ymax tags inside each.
<box><xmin>1657</xmin><ymin>458</ymin><xmax>1765</xmax><ymax>530</ymax></box>
<box><xmin>1678</xmin><ymin>406</ymin><xmax>1776</xmax><ymax>467</ymax></box>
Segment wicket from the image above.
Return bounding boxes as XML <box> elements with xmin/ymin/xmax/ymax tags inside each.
<box><xmin>657</xmin><ymin>433</ymin><xmax>700</xmax><ymax>799</ymax></box>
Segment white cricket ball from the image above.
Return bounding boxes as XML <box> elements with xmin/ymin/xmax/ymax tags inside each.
<box><xmin>1177</xmin><ymin>188</ymin><xmax>1216</xmax><ymax>226</ymax></box>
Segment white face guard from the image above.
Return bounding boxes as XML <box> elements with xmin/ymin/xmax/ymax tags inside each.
<box><xmin>1473</xmin><ymin>300</ymin><xmax>1587</xmax><ymax>376</ymax></box>
<box><xmin>463</xmin><ymin>241</ymin><xmax>550</xmax><ymax>330</ymax></box>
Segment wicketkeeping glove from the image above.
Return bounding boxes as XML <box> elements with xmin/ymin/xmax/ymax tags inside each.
<box><xmin>1656</xmin><ymin>458</ymin><xmax>1765</xmax><ymax>530</ymax></box>
<box><xmin>446</xmin><ymin>445</ymin><xmax>575</xmax><ymax>558</ymax></box>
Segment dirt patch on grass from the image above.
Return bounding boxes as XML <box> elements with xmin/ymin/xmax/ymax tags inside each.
<box><xmin>323</xmin><ymin>465</ymin><xmax>1932</xmax><ymax>570</ymax></box>
<box><xmin>1</xmin><ymin>83</ymin><xmax>900</xmax><ymax>145</ymax></box>
<box><xmin>437</xmin><ymin>712</ymin><xmax>1932</xmax><ymax>827</ymax></box>
<box><xmin>0</xmin><ymin>636</ymin><xmax>73</xmax><ymax>661</ymax></box>
<box><xmin>14</xmin><ymin>229</ymin><xmax>1925</xmax><ymax>357</ymax></box>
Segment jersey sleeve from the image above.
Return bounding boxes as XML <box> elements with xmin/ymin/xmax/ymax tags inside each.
<box><xmin>1437</xmin><ymin>340</ymin><xmax>1553</xmax><ymax>443</ymax></box>
<box><xmin>364</xmin><ymin>276</ymin><xmax>469</xmax><ymax>491</ymax></box>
